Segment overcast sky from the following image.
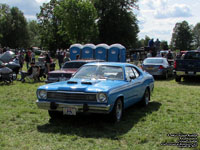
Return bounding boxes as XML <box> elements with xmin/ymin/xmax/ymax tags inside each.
<box><xmin>0</xmin><ymin>0</ymin><xmax>199</xmax><ymax>44</ymax></box>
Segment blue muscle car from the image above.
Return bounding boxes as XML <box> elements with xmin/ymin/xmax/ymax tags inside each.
<box><xmin>36</xmin><ymin>62</ymin><xmax>154</xmax><ymax>122</ymax></box>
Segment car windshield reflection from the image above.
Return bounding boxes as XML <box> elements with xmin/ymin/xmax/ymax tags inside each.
<box><xmin>73</xmin><ymin>65</ymin><xmax>124</xmax><ymax>80</ymax></box>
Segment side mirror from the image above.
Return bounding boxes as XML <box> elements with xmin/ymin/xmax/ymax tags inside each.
<box><xmin>130</xmin><ymin>75</ymin><xmax>136</xmax><ymax>80</ymax></box>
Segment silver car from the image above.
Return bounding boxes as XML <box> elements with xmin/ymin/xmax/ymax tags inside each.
<box><xmin>142</xmin><ymin>57</ymin><xmax>173</xmax><ymax>79</ymax></box>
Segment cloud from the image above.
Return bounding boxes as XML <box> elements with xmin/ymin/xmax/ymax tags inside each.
<box><xmin>142</xmin><ymin>0</ymin><xmax>168</xmax><ymax>10</ymax></box>
<box><xmin>155</xmin><ymin>4</ymin><xmax>193</xmax><ymax>19</ymax></box>
<box><xmin>35</xmin><ymin>0</ymin><xmax>50</xmax><ymax>5</ymax></box>
<box><xmin>0</xmin><ymin>0</ymin><xmax>50</xmax><ymax>20</ymax></box>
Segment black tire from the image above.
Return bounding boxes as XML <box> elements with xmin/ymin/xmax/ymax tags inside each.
<box><xmin>12</xmin><ymin>73</ymin><xmax>17</xmax><ymax>81</ymax></box>
<box><xmin>175</xmin><ymin>76</ymin><xmax>181</xmax><ymax>82</ymax></box>
<box><xmin>164</xmin><ymin>72</ymin><xmax>168</xmax><ymax>79</ymax></box>
<box><xmin>140</xmin><ymin>88</ymin><xmax>150</xmax><ymax>107</ymax></box>
<box><xmin>110</xmin><ymin>99</ymin><xmax>123</xmax><ymax>123</ymax></box>
<box><xmin>48</xmin><ymin>110</ymin><xmax>63</xmax><ymax>119</ymax></box>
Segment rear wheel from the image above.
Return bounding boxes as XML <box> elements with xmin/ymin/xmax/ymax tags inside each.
<box><xmin>48</xmin><ymin>110</ymin><xmax>63</xmax><ymax>119</ymax></box>
<box><xmin>110</xmin><ymin>99</ymin><xmax>123</xmax><ymax>123</ymax></box>
<box><xmin>164</xmin><ymin>72</ymin><xmax>168</xmax><ymax>79</ymax></box>
<box><xmin>140</xmin><ymin>88</ymin><xmax>150</xmax><ymax>107</ymax></box>
<box><xmin>175</xmin><ymin>76</ymin><xmax>181</xmax><ymax>82</ymax></box>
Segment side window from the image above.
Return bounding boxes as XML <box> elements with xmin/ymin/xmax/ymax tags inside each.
<box><xmin>132</xmin><ymin>67</ymin><xmax>140</xmax><ymax>78</ymax></box>
<box><xmin>125</xmin><ymin>67</ymin><xmax>135</xmax><ymax>81</ymax></box>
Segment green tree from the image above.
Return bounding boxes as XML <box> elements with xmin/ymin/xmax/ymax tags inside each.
<box><xmin>137</xmin><ymin>36</ymin><xmax>150</xmax><ymax>48</ymax></box>
<box><xmin>27</xmin><ymin>20</ymin><xmax>41</xmax><ymax>47</ymax></box>
<box><xmin>0</xmin><ymin>4</ymin><xmax>29</xmax><ymax>48</ymax></box>
<box><xmin>94</xmin><ymin>0</ymin><xmax>139</xmax><ymax>49</ymax></box>
<box><xmin>193</xmin><ymin>23</ymin><xmax>200</xmax><ymax>49</ymax></box>
<box><xmin>171</xmin><ymin>20</ymin><xmax>193</xmax><ymax>50</ymax></box>
<box><xmin>55</xmin><ymin>0</ymin><xmax>98</xmax><ymax>44</ymax></box>
<box><xmin>160</xmin><ymin>40</ymin><xmax>168</xmax><ymax>50</ymax></box>
<box><xmin>37</xmin><ymin>0</ymin><xmax>66</xmax><ymax>53</ymax></box>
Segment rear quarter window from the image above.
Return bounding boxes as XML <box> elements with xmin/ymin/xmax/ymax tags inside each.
<box><xmin>184</xmin><ymin>52</ymin><xmax>200</xmax><ymax>60</ymax></box>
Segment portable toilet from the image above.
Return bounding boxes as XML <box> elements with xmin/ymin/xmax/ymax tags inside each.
<box><xmin>118</xmin><ymin>44</ymin><xmax>126</xmax><ymax>62</ymax></box>
<box><xmin>82</xmin><ymin>44</ymin><xmax>95</xmax><ymax>59</ymax></box>
<box><xmin>69</xmin><ymin>44</ymin><xmax>82</xmax><ymax>60</ymax></box>
<box><xmin>95</xmin><ymin>44</ymin><xmax>109</xmax><ymax>61</ymax></box>
<box><xmin>108</xmin><ymin>44</ymin><xmax>120</xmax><ymax>62</ymax></box>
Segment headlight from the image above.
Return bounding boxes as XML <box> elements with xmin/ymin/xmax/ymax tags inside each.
<box><xmin>97</xmin><ymin>93</ymin><xmax>107</xmax><ymax>103</ymax></box>
<box><xmin>37</xmin><ymin>90</ymin><xmax>47</xmax><ymax>99</ymax></box>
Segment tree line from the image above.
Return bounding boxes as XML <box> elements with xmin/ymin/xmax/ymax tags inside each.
<box><xmin>0</xmin><ymin>0</ymin><xmax>200</xmax><ymax>53</ymax></box>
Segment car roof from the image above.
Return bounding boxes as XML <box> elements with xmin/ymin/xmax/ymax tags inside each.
<box><xmin>66</xmin><ymin>59</ymin><xmax>104</xmax><ymax>63</ymax></box>
<box><xmin>145</xmin><ymin>57</ymin><xmax>167</xmax><ymax>60</ymax></box>
<box><xmin>83</xmin><ymin>62</ymin><xmax>134</xmax><ymax>67</ymax></box>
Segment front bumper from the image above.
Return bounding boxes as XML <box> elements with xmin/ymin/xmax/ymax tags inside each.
<box><xmin>36</xmin><ymin>100</ymin><xmax>111</xmax><ymax>114</ymax></box>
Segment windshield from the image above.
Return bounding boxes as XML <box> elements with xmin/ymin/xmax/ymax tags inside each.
<box><xmin>144</xmin><ymin>59</ymin><xmax>163</xmax><ymax>64</ymax></box>
<box><xmin>184</xmin><ymin>52</ymin><xmax>200</xmax><ymax>60</ymax></box>
<box><xmin>62</xmin><ymin>62</ymin><xmax>86</xmax><ymax>69</ymax></box>
<box><xmin>73</xmin><ymin>65</ymin><xmax>124</xmax><ymax>80</ymax></box>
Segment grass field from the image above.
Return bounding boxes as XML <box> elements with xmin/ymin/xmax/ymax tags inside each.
<box><xmin>0</xmin><ymin>77</ymin><xmax>199</xmax><ymax>150</ymax></box>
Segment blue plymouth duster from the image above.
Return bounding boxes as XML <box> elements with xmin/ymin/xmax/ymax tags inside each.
<box><xmin>36</xmin><ymin>62</ymin><xmax>154</xmax><ymax>122</ymax></box>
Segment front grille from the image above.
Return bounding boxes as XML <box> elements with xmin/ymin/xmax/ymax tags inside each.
<box><xmin>49</xmin><ymin>73</ymin><xmax>72</xmax><ymax>78</ymax></box>
<box><xmin>47</xmin><ymin>92</ymin><xmax>97</xmax><ymax>102</ymax></box>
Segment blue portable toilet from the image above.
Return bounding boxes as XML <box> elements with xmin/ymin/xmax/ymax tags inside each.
<box><xmin>95</xmin><ymin>44</ymin><xmax>109</xmax><ymax>61</ymax></box>
<box><xmin>108</xmin><ymin>44</ymin><xmax>120</xmax><ymax>62</ymax></box>
<box><xmin>109</xmin><ymin>44</ymin><xmax>126</xmax><ymax>62</ymax></box>
<box><xmin>118</xmin><ymin>44</ymin><xmax>126</xmax><ymax>62</ymax></box>
<box><xmin>82</xmin><ymin>44</ymin><xmax>96</xmax><ymax>59</ymax></box>
<box><xmin>69</xmin><ymin>44</ymin><xmax>82</xmax><ymax>60</ymax></box>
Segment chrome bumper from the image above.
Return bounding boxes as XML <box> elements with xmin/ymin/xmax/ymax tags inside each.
<box><xmin>176</xmin><ymin>71</ymin><xmax>200</xmax><ymax>76</ymax></box>
<box><xmin>36</xmin><ymin>100</ymin><xmax>111</xmax><ymax>114</ymax></box>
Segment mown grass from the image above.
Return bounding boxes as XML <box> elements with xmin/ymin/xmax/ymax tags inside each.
<box><xmin>0</xmin><ymin>78</ymin><xmax>199</xmax><ymax>150</ymax></box>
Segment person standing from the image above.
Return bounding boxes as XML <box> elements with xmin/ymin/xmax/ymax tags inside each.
<box><xmin>58</xmin><ymin>49</ymin><xmax>64</xmax><ymax>69</ymax></box>
<box><xmin>25</xmin><ymin>51</ymin><xmax>30</xmax><ymax>70</ymax></box>
<box><xmin>31</xmin><ymin>51</ymin><xmax>35</xmax><ymax>63</ymax></box>
<box><xmin>18</xmin><ymin>51</ymin><xmax>24</xmax><ymax>71</ymax></box>
<box><xmin>45</xmin><ymin>53</ymin><xmax>51</xmax><ymax>73</ymax></box>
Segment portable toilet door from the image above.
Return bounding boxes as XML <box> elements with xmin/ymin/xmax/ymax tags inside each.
<box><xmin>69</xmin><ymin>44</ymin><xmax>82</xmax><ymax>60</ymax></box>
<box><xmin>118</xmin><ymin>44</ymin><xmax>126</xmax><ymax>62</ymax></box>
<box><xmin>82</xmin><ymin>44</ymin><xmax>95</xmax><ymax>59</ymax></box>
<box><xmin>108</xmin><ymin>44</ymin><xmax>120</xmax><ymax>62</ymax></box>
<box><xmin>95</xmin><ymin>44</ymin><xmax>109</xmax><ymax>61</ymax></box>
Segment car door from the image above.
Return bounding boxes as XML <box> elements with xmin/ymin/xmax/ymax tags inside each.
<box><xmin>124</xmin><ymin>66</ymin><xmax>144</xmax><ymax>107</ymax></box>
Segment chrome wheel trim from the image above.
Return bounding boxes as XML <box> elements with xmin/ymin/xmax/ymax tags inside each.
<box><xmin>145</xmin><ymin>90</ymin><xmax>149</xmax><ymax>105</ymax></box>
<box><xmin>116</xmin><ymin>100</ymin><xmax>122</xmax><ymax>121</ymax></box>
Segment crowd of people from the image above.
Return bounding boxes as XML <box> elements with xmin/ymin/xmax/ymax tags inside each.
<box><xmin>56</xmin><ymin>49</ymin><xmax>71</xmax><ymax>69</ymax></box>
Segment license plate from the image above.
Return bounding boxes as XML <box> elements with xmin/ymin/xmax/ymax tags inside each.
<box><xmin>188</xmin><ymin>71</ymin><xmax>194</xmax><ymax>75</ymax></box>
<box><xmin>148</xmin><ymin>67</ymin><xmax>153</xmax><ymax>70</ymax></box>
<box><xmin>63</xmin><ymin>107</ymin><xmax>76</xmax><ymax>115</ymax></box>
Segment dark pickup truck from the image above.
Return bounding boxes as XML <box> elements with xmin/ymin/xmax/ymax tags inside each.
<box><xmin>174</xmin><ymin>50</ymin><xmax>200</xmax><ymax>82</ymax></box>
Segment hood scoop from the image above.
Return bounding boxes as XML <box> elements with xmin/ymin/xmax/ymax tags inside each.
<box><xmin>81</xmin><ymin>82</ymin><xmax>92</xmax><ymax>85</ymax></box>
<box><xmin>67</xmin><ymin>81</ymin><xmax>78</xmax><ymax>84</ymax></box>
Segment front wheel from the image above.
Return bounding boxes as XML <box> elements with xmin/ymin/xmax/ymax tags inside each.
<box><xmin>48</xmin><ymin>110</ymin><xmax>63</xmax><ymax>119</ymax></box>
<box><xmin>110</xmin><ymin>99</ymin><xmax>123</xmax><ymax>123</ymax></box>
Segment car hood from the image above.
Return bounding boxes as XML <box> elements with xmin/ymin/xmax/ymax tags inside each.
<box><xmin>0</xmin><ymin>51</ymin><xmax>15</xmax><ymax>63</ymax></box>
<box><xmin>38</xmin><ymin>78</ymin><xmax>126</xmax><ymax>93</ymax></box>
<box><xmin>49</xmin><ymin>69</ymin><xmax>77</xmax><ymax>74</ymax></box>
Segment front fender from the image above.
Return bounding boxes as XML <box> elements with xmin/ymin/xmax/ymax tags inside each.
<box><xmin>108</xmin><ymin>93</ymin><xmax>124</xmax><ymax>112</ymax></box>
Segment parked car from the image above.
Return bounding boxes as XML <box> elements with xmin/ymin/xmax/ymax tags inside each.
<box><xmin>142</xmin><ymin>57</ymin><xmax>173</xmax><ymax>79</ymax></box>
<box><xmin>174</xmin><ymin>50</ymin><xmax>200</xmax><ymax>82</ymax></box>
<box><xmin>0</xmin><ymin>51</ymin><xmax>20</xmax><ymax>78</ymax></box>
<box><xmin>36</xmin><ymin>62</ymin><xmax>154</xmax><ymax>122</ymax></box>
<box><xmin>46</xmin><ymin>60</ymin><xmax>103</xmax><ymax>83</ymax></box>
